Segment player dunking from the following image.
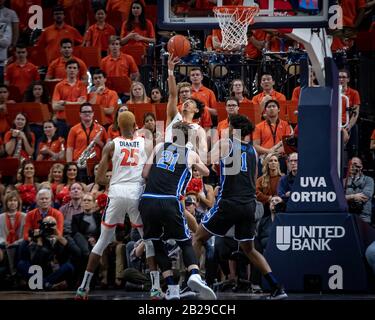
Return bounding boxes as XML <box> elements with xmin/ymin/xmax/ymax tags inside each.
<box><xmin>75</xmin><ymin>111</ymin><xmax>162</xmax><ymax>300</ymax></box>
<box><xmin>193</xmin><ymin>114</ymin><xmax>288</xmax><ymax>300</ymax></box>
<box><xmin>139</xmin><ymin>121</ymin><xmax>217</xmax><ymax>300</ymax></box>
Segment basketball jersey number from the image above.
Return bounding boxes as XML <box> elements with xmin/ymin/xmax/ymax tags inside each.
<box><xmin>120</xmin><ymin>148</ymin><xmax>139</xmax><ymax>166</ymax></box>
<box><xmin>156</xmin><ymin>150</ymin><xmax>180</xmax><ymax>172</ymax></box>
<box><xmin>240</xmin><ymin>152</ymin><xmax>248</xmax><ymax>172</ymax></box>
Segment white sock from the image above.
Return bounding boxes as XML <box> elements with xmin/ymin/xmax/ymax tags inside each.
<box><xmin>80</xmin><ymin>271</ymin><xmax>94</xmax><ymax>291</ymax></box>
<box><xmin>150</xmin><ymin>271</ymin><xmax>160</xmax><ymax>290</ymax></box>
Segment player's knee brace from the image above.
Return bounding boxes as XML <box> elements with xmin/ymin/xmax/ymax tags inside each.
<box><xmin>91</xmin><ymin>225</ymin><xmax>116</xmax><ymax>256</ymax></box>
<box><xmin>144</xmin><ymin>240</ymin><xmax>155</xmax><ymax>258</ymax></box>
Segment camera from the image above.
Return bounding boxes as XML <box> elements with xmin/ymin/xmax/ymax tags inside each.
<box><xmin>348</xmin><ymin>201</ymin><xmax>364</xmax><ymax>214</ymax></box>
<box><xmin>274</xmin><ymin>201</ymin><xmax>286</xmax><ymax>213</ymax></box>
<box><xmin>40</xmin><ymin>220</ymin><xmax>57</xmax><ymax>237</ymax></box>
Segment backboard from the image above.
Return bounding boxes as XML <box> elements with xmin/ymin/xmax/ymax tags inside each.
<box><xmin>158</xmin><ymin>0</ymin><xmax>334</xmax><ymax>30</ymax></box>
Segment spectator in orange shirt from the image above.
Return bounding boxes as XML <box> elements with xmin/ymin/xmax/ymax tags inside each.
<box><xmin>127</xmin><ymin>81</ymin><xmax>150</xmax><ymax>104</ymax></box>
<box><xmin>4</xmin><ymin>43</ymin><xmax>40</xmax><ymax>97</ymax></box>
<box><xmin>245</xmin><ymin>30</ymin><xmax>268</xmax><ymax>59</ymax></box>
<box><xmin>341</xmin><ymin>0</ymin><xmax>367</xmax><ymax>29</ymax></box>
<box><xmin>46</xmin><ymin>38</ymin><xmax>88</xmax><ymax>83</ymax></box>
<box><xmin>83</xmin><ymin>6</ymin><xmax>116</xmax><ymax>57</ymax></box>
<box><xmin>253</xmin><ymin>99</ymin><xmax>292</xmax><ymax>159</ymax></box>
<box><xmin>52</xmin><ymin>59</ymin><xmax>87</xmax><ymax>138</ymax></box>
<box><xmin>23</xmin><ymin>188</ymin><xmax>64</xmax><ymax>241</ymax></box>
<box><xmin>36</xmin><ymin>120</ymin><xmax>65</xmax><ymax>161</ymax></box>
<box><xmin>66</xmin><ymin>103</ymin><xmax>107</xmax><ymax>180</ymax></box>
<box><xmin>100</xmin><ymin>36</ymin><xmax>140</xmax><ymax>84</ymax></box>
<box><xmin>88</xmin><ymin>69</ymin><xmax>118</xmax><ymax>128</ymax></box>
<box><xmin>291</xmin><ymin>70</ymin><xmax>318</xmax><ymax>103</ymax></box>
<box><xmin>176</xmin><ymin>81</ymin><xmax>212</xmax><ymax>130</ymax></box>
<box><xmin>216</xmin><ymin>98</ymin><xmax>240</xmax><ymax>140</ymax></box>
<box><xmin>106</xmin><ymin>0</ymin><xmax>146</xmax><ymax>32</ymax></box>
<box><xmin>229</xmin><ymin>79</ymin><xmax>251</xmax><ymax>103</ymax></box>
<box><xmin>4</xmin><ymin>112</ymin><xmax>35</xmax><ymax>161</ymax></box>
<box><xmin>36</xmin><ymin>5</ymin><xmax>83</xmax><ymax>63</ymax></box>
<box><xmin>252</xmin><ymin>73</ymin><xmax>286</xmax><ymax>113</ymax></box>
<box><xmin>190</xmin><ymin>67</ymin><xmax>218</xmax><ymax>118</ymax></box>
<box><xmin>120</xmin><ymin>1</ymin><xmax>156</xmax><ymax>52</ymax></box>
<box><xmin>339</xmin><ymin>69</ymin><xmax>361</xmax><ymax>158</ymax></box>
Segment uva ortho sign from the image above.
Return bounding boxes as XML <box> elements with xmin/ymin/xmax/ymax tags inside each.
<box><xmin>291</xmin><ymin>177</ymin><xmax>337</xmax><ymax>203</ymax></box>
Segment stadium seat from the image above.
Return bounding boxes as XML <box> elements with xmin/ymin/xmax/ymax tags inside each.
<box><xmin>34</xmin><ymin>160</ymin><xmax>66</xmax><ymax>180</ymax></box>
<box><xmin>126</xmin><ymin>103</ymin><xmax>156</xmax><ymax>128</ymax></box>
<box><xmin>107</xmin><ymin>76</ymin><xmax>132</xmax><ymax>96</ymax></box>
<box><xmin>27</xmin><ymin>45</ymin><xmax>48</xmax><ymax>67</ymax></box>
<box><xmin>0</xmin><ymin>158</ymin><xmax>20</xmax><ymax>177</ymax></box>
<box><xmin>74</xmin><ymin>46</ymin><xmax>101</xmax><ymax>68</ymax></box>
<box><xmin>6</xmin><ymin>103</ymin><xmax>51</xmax><ymax>124</ymax></box>
<box><xmin>64</xmin><ymin>104</ymin><xmax>106</xmax><ymax>127</ymax></box>
<box><xmin>121</xmin><ymin>45</ymin><xmax>146</xmax><ymax>66</ymax></box>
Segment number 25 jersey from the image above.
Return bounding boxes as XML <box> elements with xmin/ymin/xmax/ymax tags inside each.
<box><xmin>110</xmin><ymin>136</ymin><xmax>147</xmax><ymax>187</ymax></box>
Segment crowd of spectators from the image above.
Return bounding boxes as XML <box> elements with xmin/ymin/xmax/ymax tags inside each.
<box><xmin>0</xmin><ymin>0</ymin><xmax>374</xmax><ymax>292</ymax></box>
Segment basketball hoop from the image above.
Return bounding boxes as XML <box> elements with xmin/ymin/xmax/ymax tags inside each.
<box><xmin>213</xmin><ymin>5</ymin><xmax>259</xmax><ymax>51</ymax></box>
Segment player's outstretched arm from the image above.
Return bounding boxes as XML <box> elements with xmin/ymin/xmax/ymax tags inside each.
<box><xmin>142</xmin><ymin>142</ymin><xmax>163</xmax><ymax>179</ymax></box>
<box><xmin>95</xmin><ymin>141</ymin><xmax>114</xmax><ymax>185</ymax></box>
<box><xmin>188</xmin><ymin>150</ymin><xmax>209</xmax><ymax>177</ymax></box>
<box><xmin>166</xmin><ymin>54</ymin><xmax>181</xmax><ymax>126</ymax></box>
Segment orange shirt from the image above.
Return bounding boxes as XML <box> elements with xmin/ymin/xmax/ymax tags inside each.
<box><xmin>371</xmin><ymin>129</ymin><xmax>375</xmax><ymax>141</ymax></box>
<box><xmin>341</xmin><ymin>87</ymin><xmax>360</xmax><ymax>124</ymax></box>
<box><xmin>107</xmin><ymin>124</ymin><xmax>120</xmax><ymax>140</ymax></box>
<box><xmin>245</xmin><ymin>30</ymin><xmax>267</xmax><ymax>59</ymax></box>
<box><xmin>36</xmin><ymin>137</ymin><xmax>64</xmax><ymax>160</ymax></box>
<box><xmin>291</xmin><ymin>86</ymin><xmax>301</xmax><ymax>102</ymax></box>
<box><xmin>52</xmin><ymin>79</ymin><xmax>87</xmax><ymax>119</ymax></box>
<box><xmin>191</xmin><ymin>85</ymin><xmax>217</xmax><ymax>109</ymax></box>
<box><xmin>217</xmin><ymin>118</ymin><xmax>229</xmax><ymax>138</ymax></box>
<box><xmin>4</xmin><ymin>130</ymin><xmax>35</xmax><ymax>159</ymax></box>
<box><xmin>252</xmin><ymin>90</ymin><xmax>286</xmax><ymax>108</ymax></box>
<box><xmin>67</xmin><ymin>122</ymin><xmax>108</xmax><ymax>161</ymax></box>
<box><xmin>89</xmin><ymin>88</ymin><xmax>118</xmax><ymax>125</ymax></box>
<box><xmin>84</xmin><ymin>23</ymin><xmax>116</xmax><ymax>51</ymax></box>
<box><xmin>253</xmin><ymin>119</ymin><xmax>292</xmax><ymax>149</ymax></box>
<box><xmin>341</xmin><ymin>0</ymin><xmax>366</xmax><ymax>27</ymax></box>
<box><xmin>36</xmin><ymin>23</ymin><xmax>83</xmax><ymax>62</ymax></box>
<box><xmin>4</xmin><ymin>62</ymin><xmax>40</xmax><ymax>95</ymax></box>
<box><xmin>47</xmin><ymin>56</ymin><xmax>88</xmax><ymax>80</ymax></box>
<box><xmin>23</xmin><ymin>207</ymin><xmax>64</xmax><ymax>240</ymax></box>
<box><xmin>100</xmin><ymin>53</ymin><xmax>139</xmax><ymax>78</ymax></box>
<box><xmin>120</xmin><ymin>19</ymin><xmax>155</xmax><ymax>49</ymax></box>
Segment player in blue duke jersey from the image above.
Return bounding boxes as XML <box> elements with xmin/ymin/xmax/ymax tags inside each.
<box><xmin>139</xmin><ymin>121</ymin><xmax>217</xmax><ymax>300</ymax></box>
<box><xmin>193</xmin><ymin>114</ymin><xmax>288</xmax><ymax>300</ymax></box>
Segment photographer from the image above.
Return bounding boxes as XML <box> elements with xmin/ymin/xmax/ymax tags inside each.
<box><xmin>345</xmin><ymin>157</ymin><xmax>374</xmax><ymax>224</ymax></box>
<box><xmin>17</xmin><ymin>216</ymin><xmax>80</xmax><ymax>290</ymax></box>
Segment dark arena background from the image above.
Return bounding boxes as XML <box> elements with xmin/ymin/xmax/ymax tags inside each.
<box><xmin>0</xmin><ymin>0</ymin><xmax>374</xmax><ymax>313</ymax></box>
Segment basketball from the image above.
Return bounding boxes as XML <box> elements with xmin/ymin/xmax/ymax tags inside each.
<box><xmin>167</xmin><ymin>35</ymin><xmax>191</xmax><ymax>58</ymax></box>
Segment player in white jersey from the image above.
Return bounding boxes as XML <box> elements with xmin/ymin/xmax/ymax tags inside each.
<box><xmin>165</xmin><ymin>55</ymin><xmax>208</xmax><ymax>157</ymax></box>
<box><xmin>75</xmin><ymin>111</ymin><xmax>161</xmax><ymax>299</ymax></box>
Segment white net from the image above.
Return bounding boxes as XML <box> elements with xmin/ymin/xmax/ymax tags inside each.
<box><xmin>213</xmin><ymin>6</ymin><xmax>259</xmax><ymax>51</ymax></box>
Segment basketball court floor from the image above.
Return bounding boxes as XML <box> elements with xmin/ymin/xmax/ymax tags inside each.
<box><xmin>0</xmin><ymin>290</ymin><xmax>373</xmax><ymax>300</ymax></box>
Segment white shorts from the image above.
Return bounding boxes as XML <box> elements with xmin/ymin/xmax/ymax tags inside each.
<box><xmin>102</xmin><ymin>184</ymin><xmax>144</xmax><ymax>236</ymax></box>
